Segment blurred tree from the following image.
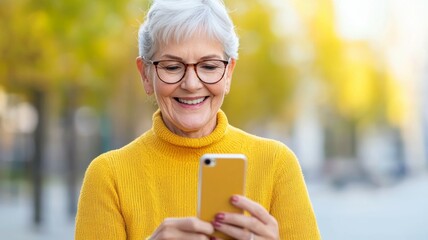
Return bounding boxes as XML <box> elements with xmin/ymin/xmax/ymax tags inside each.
<box><xmin>291</xmin><ymin>0</ymin><xmax>389</xmax><ymax>122</ymax></box>
<box><xmin>0</xmin><ymin>0</ymin><xmax>148</xmax><ymax>222</ymax></box>
<box><xmin>289</xmin><ymin>0</ymin><xmax>391</xmax><ymax>162</ymax></box>
<box><xmin>0</xmin><ymin>0</ymin><xmax>56</xmax><ymax>225</ymax></box>
<box><xmin>223</xmin><ymin>0</ymin><xmax>298</xmax><ymax>128</ymax></box>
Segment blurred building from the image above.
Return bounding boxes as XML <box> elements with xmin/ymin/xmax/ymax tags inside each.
<box><xmin>270</xmin><ymin>0</ymin><xmax>428</xmax><ymax>185</ymax></box>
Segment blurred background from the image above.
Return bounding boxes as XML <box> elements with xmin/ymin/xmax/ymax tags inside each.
<box><xmin>1</xmin><ymin>0</ymin><xmax>427</xmax><ymax>239</ymax></box>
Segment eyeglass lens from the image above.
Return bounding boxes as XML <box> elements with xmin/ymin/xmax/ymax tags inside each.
<box><xmin>155</xmin><ymin>60</ymin><xmax>227</xmax><ymax>84</ymax></box>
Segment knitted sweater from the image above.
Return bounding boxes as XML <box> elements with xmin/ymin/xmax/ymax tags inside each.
<box><xmin>75</xmin><ymin>110</ymin><xmax>321</xmax><ymax>239</ymax></box>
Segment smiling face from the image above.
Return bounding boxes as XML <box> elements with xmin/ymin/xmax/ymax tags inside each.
<box><xmin>137</xmin><ymin>33</ymin><xmax>236</xmax><ymax>138</ymax></box>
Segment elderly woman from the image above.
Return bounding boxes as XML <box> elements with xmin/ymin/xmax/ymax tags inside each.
<box><xmin>75</xmin><ymin>0</ymin><xmax>320</xmax><ymax>239</ymax></box>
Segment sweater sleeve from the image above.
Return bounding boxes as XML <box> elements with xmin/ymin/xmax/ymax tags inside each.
<box><xmin>270</xmin><ymin>145</ymin><xmax>321</xmax><ymax>240</ymax></box>
<box><xmin>75</xmin><ymin>155</ymin><xmax>127</xmax><ymax>239</ymax></box>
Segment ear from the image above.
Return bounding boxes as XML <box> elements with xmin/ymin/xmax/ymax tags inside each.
<box><xmin>224</xmin><ymin>58</ymin><xmax>236</xmax><ymax>95</ymax></box>
<box><xmin>136</xmin><ymin>56</ymin><xmax>154</xmax><ymax>95</ymax></box>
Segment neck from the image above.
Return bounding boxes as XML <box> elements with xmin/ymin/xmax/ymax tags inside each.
<box><xmin>162</xmin><ymin>116</ymin><xmax>217</xmax><ymax>138</ymax></box>
<box><xmin>151</xmin><ymin>109</ymin><xmax>229</xmax><ymax>148</ymax></box>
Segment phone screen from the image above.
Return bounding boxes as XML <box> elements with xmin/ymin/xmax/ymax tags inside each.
<box><xmin>197</xmin><ymin>154</ymin><xmax>247</xmax><ymax>239</ymax></box>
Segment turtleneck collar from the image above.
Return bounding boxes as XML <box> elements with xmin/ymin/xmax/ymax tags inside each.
<box><xmin>151</xmin><ymin>109</ymin><xmax>229</xmax><ymax>148</ymax></box>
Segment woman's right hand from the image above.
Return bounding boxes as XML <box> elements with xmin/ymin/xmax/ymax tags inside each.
<box><xmin>148</xmin><ymin>217</ymin><xmax>215</xmax><ymax>240</ymax></box>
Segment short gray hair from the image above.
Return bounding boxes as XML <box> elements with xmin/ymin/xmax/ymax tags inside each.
<box><xmin>138</xmin><ymin>0</ymin><xmax>239</xmax><ymax>60</ymax></box>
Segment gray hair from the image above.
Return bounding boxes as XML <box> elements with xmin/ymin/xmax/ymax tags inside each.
<box><xmin>138</xmin><ymin>0</ymin><xmax>239</xmax><ymax>60</ymax></box>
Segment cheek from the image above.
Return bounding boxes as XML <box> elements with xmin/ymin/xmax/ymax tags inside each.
<box><xmin>208</xmin><ymin>84</ymin><xmax>228</xmax><ymax>99</ymax></box>
<box><xmin>215</xmin><ymin>82</ymin><xmax>229</xmax><ymax>95</ymax></box>
<box><xmin>154</xmin><ymin>82</ymin><xmax>176</xmax><ymax>99</ymax></box>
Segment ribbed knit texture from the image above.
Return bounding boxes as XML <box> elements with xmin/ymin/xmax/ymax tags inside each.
<box><xmin>75</xmin><ymin>110</ymin><xmax>321</xmax><ymax>239</ymax></box>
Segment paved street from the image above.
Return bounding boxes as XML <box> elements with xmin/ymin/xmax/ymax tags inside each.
<box><xmin>310</xmin><ymin>174</ymin><xmax>428</xmax><ymax>240</ymax></box>
<box><xmin>1</xmin><ymin>173</ymin><xmax>428</xmax><ymax>240</ymax></box>
<box><xmin>0</xmin><ymin>183</ymin><xmax>74</xmax><ymax>240</ymax></box>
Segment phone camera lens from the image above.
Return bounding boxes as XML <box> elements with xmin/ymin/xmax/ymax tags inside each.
<box><xmin>204</xmin><ymin>159</ymin><xmax>211</xmax><ymax>165</ymax></box>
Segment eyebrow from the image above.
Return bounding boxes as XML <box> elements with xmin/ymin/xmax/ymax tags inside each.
<box><xmin>159</xmin><ymin>54</ymin><xmax>224</xmax><ymax>61</ymax></box>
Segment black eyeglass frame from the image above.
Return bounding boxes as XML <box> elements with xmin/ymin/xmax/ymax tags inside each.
<box><xmin>144</xmin><ymin>57</ymin><xmax>231</xmax><ymax>84</ymax></box>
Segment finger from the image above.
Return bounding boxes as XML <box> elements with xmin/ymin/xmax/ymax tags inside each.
<box><xmin>151</xmin><ymin>217</ymin><xmax>214</xmax><ymax>239</ymax></box>
<box><xmin>212</xmin><ymin>220</ymin><xmax>253</xmax><ymax>240</ymax></box>
<box><xmin>230</xmin><ymin>195</ymin><xmax>274</xmax><ymax>225</ymax></box>
<box><xmin>152</xmin><ymin>229</ymin><xmax>211</xmax><ymax>240</ymax></box>
<box><xmin>165</xmin><ymin>217</ymin><xmax>215</xmax><ymax>235</ymax></box>
<box><xmin>215</xmin><ymin>212</ymin><xmax>268</xmax><ymax>237</ymax></box>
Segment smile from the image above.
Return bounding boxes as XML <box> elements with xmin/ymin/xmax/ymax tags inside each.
<box><xmin>175</xmin><ymin>97</ymin><xmax>208</xmax><ymax>105</ymax></box>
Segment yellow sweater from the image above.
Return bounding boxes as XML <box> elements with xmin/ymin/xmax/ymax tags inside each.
<box><xmin>75</xmin><ymin>110</ymin><xmax>321</xmax><ymax>239</ymax></box>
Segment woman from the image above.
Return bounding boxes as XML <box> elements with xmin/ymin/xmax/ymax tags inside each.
<box><xmin>75</xmin><ymin>0</ymin><xmax>321</xmax><ymax>239</ymax></box>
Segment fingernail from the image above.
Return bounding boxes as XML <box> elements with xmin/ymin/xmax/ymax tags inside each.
<box><xmin>212</xmin><ymin>220</ymin><xmax>222</xmax><ymax>228</ymax></box>
<box><xmin>210</xmin><ymin>237</ymin><xmax>217</xmax><ymax>240</ymax></box>
<box><xmin>231</xmin><ymin>195</ymin><xmax>239</xmax><ymax>204</ymax></box>
<box><xmin>215</xmin><ymin>213</ymin><xmax>225</xmax><ymax>221</ymax></box>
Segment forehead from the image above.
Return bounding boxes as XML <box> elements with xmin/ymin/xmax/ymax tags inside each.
<box><xmin>155</xmin><ymin>32</ymin><xmax>224</xmax><ymax>60</ymax></box>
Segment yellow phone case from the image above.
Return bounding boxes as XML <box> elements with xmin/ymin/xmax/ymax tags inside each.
<box><xmin>197</xmin><ymin>153</ymin><xmax>247</xmax><ymax>239</ymax></box>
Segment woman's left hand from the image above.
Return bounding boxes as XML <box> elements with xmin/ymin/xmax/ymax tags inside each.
<box><xmin>212</xmin><ymin>195</ymin><xmax>279</xmax><ymax>240</ymax></box>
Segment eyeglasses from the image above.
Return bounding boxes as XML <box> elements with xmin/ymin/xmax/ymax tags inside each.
<box><xmin>146</xmin><ymin>58</ymin><xmax>230</xmax><ymax>84</ymax></box>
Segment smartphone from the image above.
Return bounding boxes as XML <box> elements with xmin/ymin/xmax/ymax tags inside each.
<box><xmin>197</xmin><ymin>153</ymin><xmax>247</xmax><ymax>239</ymax></box>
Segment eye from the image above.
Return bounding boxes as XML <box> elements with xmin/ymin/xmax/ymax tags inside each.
<box><xmin>158</xmin><ymin>61</ymin><xmax>184</xmax><ymax>72</ymax></box>
<box><xmin>198</xmin><ymin>61</ymin><xmax>223</xmax><ymax>71</ymax></box>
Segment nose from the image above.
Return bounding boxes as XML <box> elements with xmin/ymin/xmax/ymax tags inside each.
<box><xmin>180</xmin><ymin>64</ymin><xmax>203</xmax><ymax>91</ymax></box>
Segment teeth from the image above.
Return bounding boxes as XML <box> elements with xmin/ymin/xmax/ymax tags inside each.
<box><xmin>177</xmin><ymin>97</ymin><xmax>205</xmax><ymax>105</ymax></box>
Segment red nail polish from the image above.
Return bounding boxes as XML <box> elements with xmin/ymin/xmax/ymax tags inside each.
<box><xmin>215</xmin><ymin>213</ymin><xmax>225</xmax><ymax>221</ymax></box>
<box><xmin>212</xmin><ymin>220</ymin><xmax>222</xmax><ymax>228</ymax></box>
<box><xmin>231</xmin><ymin>195</ymin><xmax>239</xmax><ymax>203</ymax></box>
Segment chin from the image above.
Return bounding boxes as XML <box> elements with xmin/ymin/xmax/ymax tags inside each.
<box><xmin>179</xmin><ymin>120</ymin><xmax>207</xmax><ymax>131</ymax></box>
<box><xmin>178</xmin><ymin>115</ymin><xmax>213</xmax><ymax>131</ymax></box>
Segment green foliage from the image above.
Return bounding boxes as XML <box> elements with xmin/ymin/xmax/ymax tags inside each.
<box><xmin>223</xmin><ymin>1</ymin><xmax>297</xmax><ymax>127</ymax></box>
<box><xmin>293</xmin><ymin>0</ymin><xmax>390</xmax><ymax>123</ymax></box>
<box><xmin>1</xmin><ymin>0</ymin><xmax>297</xmax><ymax>127</ymax></box>
<box><xmin>0</xmin><ymin>0</ymin><xmax>147</xmax><ymax>109</ymax></box>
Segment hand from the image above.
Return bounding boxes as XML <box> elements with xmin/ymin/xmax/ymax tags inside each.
<box><xmin>148</xmin><ymin>217</ymin><xmax>215</xmax><ymax>240</ymax></box>
<box><xmin>212</xmin><ymin>195</ymin><xmax>279</xmax><ymax>240</ymax></box>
